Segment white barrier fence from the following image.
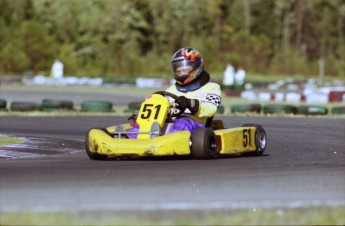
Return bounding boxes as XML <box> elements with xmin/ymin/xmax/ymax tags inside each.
<box><xmin>23</xmin><ymin>75</ymin><xmax>103</xmax><ymax>87</ymax></box>
<box><xmin>241</xmin><ymin>87</ymin><xmax>345</xmax><ymax>104</ymax></box>
<box><xmin>135</xmin><ymin>77</ymin><xmax>171</xmax><ymax>88</ymax></box>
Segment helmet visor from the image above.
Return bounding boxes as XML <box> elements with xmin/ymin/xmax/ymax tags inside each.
<box><xmin>172</xmin><ymin>60</ymin><xmax>194</xmax><ymax>83</ymax></box>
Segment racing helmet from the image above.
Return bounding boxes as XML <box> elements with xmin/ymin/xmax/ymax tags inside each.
<box><xmin>171</xmin><ymin>47</ymin><xmax>204</xmax><ymax>85</ymax></box>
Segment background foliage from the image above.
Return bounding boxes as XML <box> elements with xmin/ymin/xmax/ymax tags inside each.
<box><xmin>0</xmin><ymin>0</ymin><xmax>344</xmax><ymax>79</ymax></box>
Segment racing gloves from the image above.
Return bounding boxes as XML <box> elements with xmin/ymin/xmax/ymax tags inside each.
<box><xmin>175</xmin><ymin>96</ymin><xmax>199</xmax><ymax>114</ymax></box>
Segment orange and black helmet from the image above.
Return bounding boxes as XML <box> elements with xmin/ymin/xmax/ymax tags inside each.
<box><xmin>171</xmin><ymin>47</ymin><xmax>204</xmax><ymax>85</ymax></box>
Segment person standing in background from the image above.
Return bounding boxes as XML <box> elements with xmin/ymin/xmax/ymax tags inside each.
<box><xmin>234</xmin><ymin>65</ymin><xmax>246</xmax><ymax>91</ymax></box>
<box><xmin>223</xmin><ymin>63</ymin><xmax>235</xmax><ymax>90</ymax></box>
<box><xmin>51</xmin><ymin>59</ymin><xmax>64</xmax><ymax>79</ymax></box>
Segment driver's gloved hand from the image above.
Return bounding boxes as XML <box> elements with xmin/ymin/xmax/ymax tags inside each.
<box><xmin>128</xmin><ymin>110</ymin><xmax>138</xmax><ymax>121</ymax></box>
<box><xmin>175</xmin><ymin>96</ymin><xmax>199</xmax><ymax>114</ymax></box>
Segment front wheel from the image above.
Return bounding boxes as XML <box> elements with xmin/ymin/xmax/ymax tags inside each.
<box><xmin>242</xmin><ymin>124</ymin><xmax>267</xmax><ymax>156</ymax></box>
<box><xmin>191</xmin><ymin>128</ymin><xmax>219</xmax><ymax>159</ymax></box>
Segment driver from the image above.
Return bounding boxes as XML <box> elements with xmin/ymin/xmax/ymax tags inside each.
<box><xmin>127</xmin><ymin>47</ymin><xmax>221</xmax><ymax>138</ymax></box>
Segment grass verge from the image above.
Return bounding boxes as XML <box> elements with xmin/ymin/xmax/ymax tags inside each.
<box><xmin>0</xmin><ymin>135</ymin><xmax>24</xmax><ymax>146</ymax></box>
<box><xmin>1</xmin><ymin>207</ymin><xmax>344</xmax><ymax>225</ymax></box>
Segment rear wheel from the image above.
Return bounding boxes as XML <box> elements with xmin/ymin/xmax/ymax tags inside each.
<box><xmin>242</xmin><ymin>124</ymin><xmax>267</xmax><ymax>156</ymax></box>
<box><xmin>85</xmin><ymin>128</ymin><xmax>108</xmax><ymax>160</ymax></box>
<box><xmin>191</xmin><ymin>128</ymin><xmax>218</xmax><ymax>159</ymax></box>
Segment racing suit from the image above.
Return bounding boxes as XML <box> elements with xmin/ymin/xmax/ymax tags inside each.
<box><xmin>165</xmin><ymin>82</ymin><xmax>221</xmax><ymax>126</ymax></box>
<box><xmin>127</xmin><ymin>74</ymin><xmax>221</xmax><ymax>139</ymax></box>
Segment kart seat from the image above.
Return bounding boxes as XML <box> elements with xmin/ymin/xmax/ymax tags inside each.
<box><xmin>207</xmin><ymin>117</ymin><xmax>225</xmax><ymax>130</ymax></box>
<box><xmin>205</xmin><ymin>117</ymin><xmax>213</xmax><ymax>128</ymax></box>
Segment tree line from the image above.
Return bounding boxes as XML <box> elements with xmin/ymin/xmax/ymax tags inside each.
<box><xmin>0</xmin><ymin>0</ymin><xmax>344</xmax><ymax>79</ymax></box>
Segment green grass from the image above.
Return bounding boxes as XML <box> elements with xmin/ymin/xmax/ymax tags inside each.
<box><xmin>0</xmin><ymin>83</ymin><xmax>156</xmax><ymax>97</ymax></box>
<box><xmin>0</xmin><ymin>135</ymin><xmax>24</xmax><ymax>146</ymax></box>
<box><xmin>1</xmin><ymin>207</ymin><xmax>344</xmax><ymax>225</ymax></box>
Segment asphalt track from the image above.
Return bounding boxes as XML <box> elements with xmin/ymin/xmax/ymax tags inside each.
<box><xmin>0</xmin><ymin>115</ymin><xmax>344</xmax><ymax>212</ymax></box>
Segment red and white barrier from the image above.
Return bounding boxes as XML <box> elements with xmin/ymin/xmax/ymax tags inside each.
<box><xmin>239</xmin><ymin>88</ymin><xmax>345</xmax><ymax>104</ymax></box>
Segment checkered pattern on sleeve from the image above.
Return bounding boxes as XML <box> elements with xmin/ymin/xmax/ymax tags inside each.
<box><xmin>205</xmin><ymin>93</ymin><xmax>221</xmax><ymax>107</ymax></box>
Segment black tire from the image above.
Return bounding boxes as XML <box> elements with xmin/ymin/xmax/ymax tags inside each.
<box><xmin>128</xmin><ymin>101</ymin><xmax>142</xmax><ymax>110</ymax></box>
<box><xmin>231</xmin><ymin>104</ymin><xmax>261</xmax><ymax>113</ymax></box>
<box><xmin>10</xmin><ymin>101</ymin><xmax>40</xmax><ymax>111</ymax></box>
<box><xmin>123</xmin><ymin>108</ymin><xmax>134</xmax><ymax>113</ymax></box>
<box><xmin>81</xmin><ymin>101</ymin><xmax>113</xmax><ymax>112</ymax></box>
<box><xmin>41</xmin><ymin>99</ymin><xmax>74</xmax><ymax>111</ymax></box>
<box><xmin>331</xmin><ymin>106</ymin><xmax>345</xmax><ymax>115</ymax></box>
<box><xmin>263</xmin><ymin>104</ymin><xmax>297</xmax><ymax>114</ymax></box>
<box><xmin>191</xmin><ymin>128</ymin><xmax>218</xmax><ymax>159</ymax></box>
<box><xmin>297</xmin><ymin>106</ymin><xmax>328</xmax><ymax>115</ymax></box>
<box><xmin>85</xmin><ymin>128</ymin><xmax>109</xmax><ymax>160</ymax></box>
<box><xmin>0</xmin><ymin>99</ymin><xmax>7</xmax><ymax>110</ymax></box>
<box><xmin>217</xmin><ymin>105</ymin><xmax>225</xmax><ymax>114</ymax></box>
<box><xmin>241</xmin><ymin>124</ymin><xmax>267</xmax><ymax>156</ymax></box>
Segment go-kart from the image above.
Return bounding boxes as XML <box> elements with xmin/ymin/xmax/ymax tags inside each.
<box><xmin>85</xmin><ymin>91</ymin><xmax>267</xmax><ymax>160</ymax></box>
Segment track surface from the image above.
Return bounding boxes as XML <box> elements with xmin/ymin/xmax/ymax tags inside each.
<box><xmin>0</xmin><ymin>115</ymin><xmax>344</xmax><ymax>212</ymax></box>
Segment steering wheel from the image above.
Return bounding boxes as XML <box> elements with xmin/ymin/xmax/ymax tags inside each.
<box><xmin>153</xmin><ymin>91</ymin><xmax>184</xmax><ymax>118</ymax></box>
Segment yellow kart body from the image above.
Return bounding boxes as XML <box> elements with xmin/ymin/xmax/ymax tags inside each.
<box><xmin>85</xmin><ymin>93</ymin><xmax>267</xmax><ymax>160</ymax></box>
<box><xmin>87</xmin><ymin>129</ymin><xmax>191</xmax><ymax>157</ymax></box>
